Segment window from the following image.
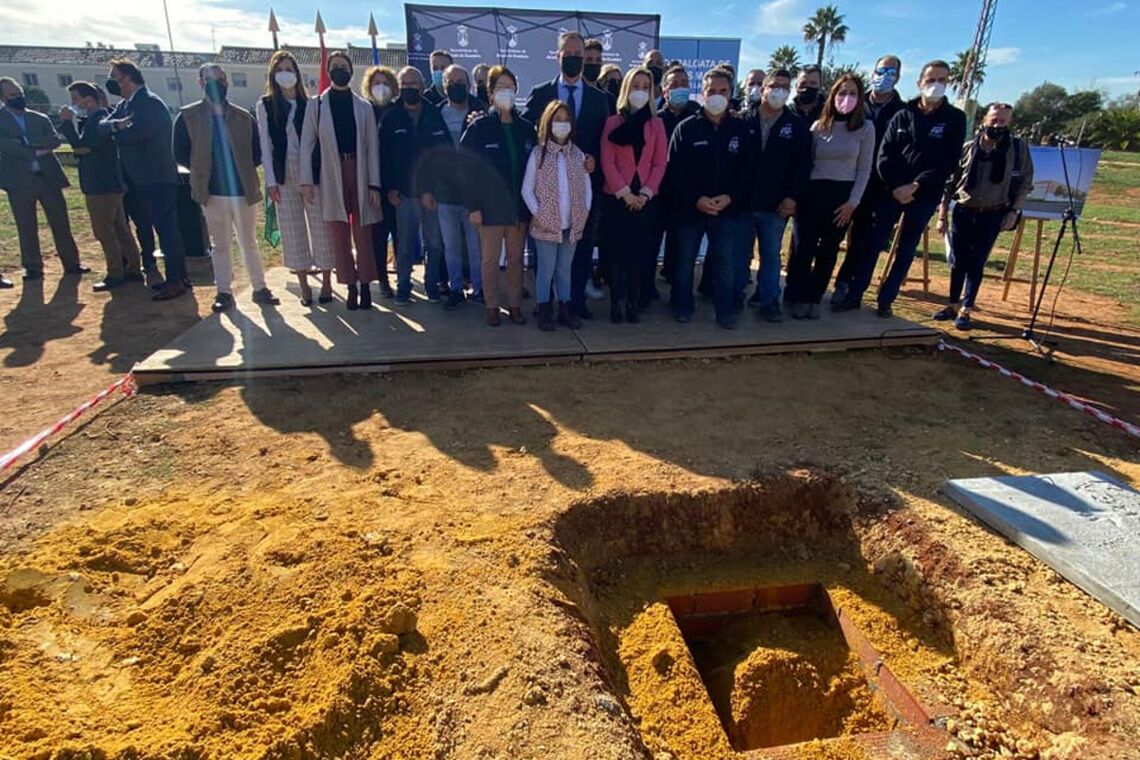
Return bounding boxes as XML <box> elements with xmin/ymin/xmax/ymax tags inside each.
<box><xmin>167</xmin><ymin>77</ymin><xmax>182</xmax><ymax>92</ymax></box>
<box><xmin>22</xmin><ymin>73</ymin><xmax>39</xmax><ymax>87</ymax></box>
<box><xmin>57</xmin><ymin>74</ymin><xmax>73</xmax><ymax>87</ymax></box>
<box><xmin>232</xmin><ymin>73</ymin><xmax>247</xmax><ymax>88</ymax></box>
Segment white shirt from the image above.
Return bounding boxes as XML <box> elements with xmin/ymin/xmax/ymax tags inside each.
<box><xmin>255</xmin><ymin>96</ymin><xmax>299</xmax><ymax>188</ymax></box>
<box><xmin>522</xmin><ymin>146</ymin><xmax>592</xmax><ymax>231</ymax></box>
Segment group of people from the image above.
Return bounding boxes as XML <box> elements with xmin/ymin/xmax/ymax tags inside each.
<box><xmin>0</xmin><ymin>34</ymin><xmax>1033</xmax><ymax>333</ymax></box>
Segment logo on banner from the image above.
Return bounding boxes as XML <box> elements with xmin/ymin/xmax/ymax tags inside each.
<box><xmin>601</xmin><ymin>30</ymin><xmax>613</xmax><ymax>51</ymax></box>
<box><xmin>506</xmin><ymin>24</ymin><xmax>519</xmax><ymax>48</ymax></box>
<box><xmin>638</xmin><ymin>41</ymin><xmax>648</xmax><ymax>58</ymax></box>
<box><xmin>413</xmin><ymin>32</ymin><xmax>424</xmax><ymax>53</ymax></box>
<box><xmin>457</xmin><ymin>25</ymin><xmax>469</xmax><ymax>48</ymax></box>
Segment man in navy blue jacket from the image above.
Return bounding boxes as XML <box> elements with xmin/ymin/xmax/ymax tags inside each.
<box><xmin>100</xmin><ymin>58</ymin><xmax>189</xmax><ymax>301</ymax></box>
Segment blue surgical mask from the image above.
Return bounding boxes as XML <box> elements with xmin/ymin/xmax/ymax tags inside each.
<box><xmin>431</xmin><ymin>70</ymin><xmax>444</xmax><ymax>88</ymax></box>
<box><xmin>870</xmin><ymin>70</ymin><xmax>898</xmax><ymax>94</ymax></box>
<box><xmin>667</xmin><ymin>88</ymin><xmax>690</xmax><ymax>108</ymax></box>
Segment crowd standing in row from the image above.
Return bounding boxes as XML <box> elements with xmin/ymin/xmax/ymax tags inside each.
<box><xmin>0</xmin><ymin>33</ymin><xmax>1033</xmax><ymax>332</ymax></box>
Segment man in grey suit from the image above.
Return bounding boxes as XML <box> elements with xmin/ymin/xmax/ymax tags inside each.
<box><xmin>0</xmin><ymin>77</ymin><xmax>85</xmax><ymax>284</ymax></box>
<box><xmin>100</xmin><ymin>59</ymin><xmax>189</xmax><ymax>301</ymax></box>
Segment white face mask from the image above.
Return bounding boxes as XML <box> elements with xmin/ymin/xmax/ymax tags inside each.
<box><xmin>493</xmin><ymin>88</ymin><xmax>516</xmax><ymax>110</ymax></box>
<box><xmin>746</xmin><ymin>85</ymin><xmax>762</xmax><ymax>104</ymax></box>
<box><xmin>71</xmin><ymin>106</ymin><xmax>89</xmax><ymax>118</ymax></box>
<box><xmin>274</xmin><ymin>70</ymin><xmax>298</xmax><ymax>90</ymax></box>
<box><xmin>704</xmin><ymin>94</ymin><xmax>728</xmax><ymax>115</ymax></box>
<box><xmin>628</xmin><ymin>89</ymin><xmax>650</xmax><ymax>110</ymax></box>
<box><xmin>921</xmin><ymin>82</ymin><xmax>947</xmax><ymax>101</ymax></box>
<box><xmin>765</xmin><ymin>88</ymin><xmax>789</xmax><ymax>108</ymax></box>
<box><xmin>551</xmin><ymin>121</ymin><xmax>572</xmax><ymax>141</ymax></box>
<box><xmin>371</xmin><ymin>83</ymin><xmax>392</xmax><ymax>104</ymax></box>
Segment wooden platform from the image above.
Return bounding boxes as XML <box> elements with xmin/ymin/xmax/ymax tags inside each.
<box><xmin>133</xmin><ymin>267</ymin><xmax>940</xmax><ymax>385</ymax></box>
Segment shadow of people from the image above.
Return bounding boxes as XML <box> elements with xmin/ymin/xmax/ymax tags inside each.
<box><xmin>1</xmin><ymin>275</ymin><xmax>83</xmax><ymax>367</ymax></box>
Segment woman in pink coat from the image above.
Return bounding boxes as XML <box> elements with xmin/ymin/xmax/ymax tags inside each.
<box><xmin>600</xmin><ymin>67</ymin><xmax>668</xmax><ymax>323</ymax></box>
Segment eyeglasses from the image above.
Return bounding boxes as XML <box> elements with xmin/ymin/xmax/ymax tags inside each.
<box><xmin>874</xmin><ymin>67</ymin><xmax>899</xmax><ymax>76</ymax></box>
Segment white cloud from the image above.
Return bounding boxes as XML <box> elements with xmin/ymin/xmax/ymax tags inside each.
<box><xmin>1083</xmin><ymin>2</ymin><xmax>1127</xmax><ymax>17</ymax></box>
<box><xmin>987</xmin><ymin>47</ymin><xmax>1021</xmax><ymax>66</ymax></box>
<box><xmin>0</xmin><ymin>0</ymin><xmax>394</xmax><ymax>52</ymax></box>
<box><xmin>754</xmin><ymin>0</ymin><xmax>807</xmax><ymax>36</ymax></box>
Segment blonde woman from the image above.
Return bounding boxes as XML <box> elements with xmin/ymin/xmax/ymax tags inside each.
<box><xmin>362</xmin><ymin>65</ymin><xmax>399</xmax><ymax>297</ymax></box>
<box><xmin>255</xmin><ymin>50</ymin><xmax>334</xmax><ymax>305</ymax></box>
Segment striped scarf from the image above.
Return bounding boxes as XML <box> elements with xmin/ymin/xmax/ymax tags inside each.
<box><xmin>529</xmin><ymin>140</ymin><xmax>588</xmax><ymax>243</ymax></box>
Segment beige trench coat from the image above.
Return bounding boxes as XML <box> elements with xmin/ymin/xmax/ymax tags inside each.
<box><xmin>299</xmin><ymin>90</ymin><xmax>382</xmax><ymax>226</ymax></box>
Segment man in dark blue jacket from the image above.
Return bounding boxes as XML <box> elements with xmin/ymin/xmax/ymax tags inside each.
<box><xmin>853</xmin><ymin>59</ymin><xmax>965</xmax><ymax>317</ymax></box>
<box><xmin>668</xmin><ymin>68</ymin><xmax>753</xmax><ymax>329</ymax></box>
<box><xmin>740</xmin><ymin>69</ymin><xmax>811</xmax><ymax>321</ymax></box>
<box><xmin>380</xmin><ymin>66</ymin><xmax>453</xmax><ymax>304</ymax></box>
<box><xmin>100</xmin><ymin>58</ymin><xmax>189</xmax><ymax>301</ymax></box>
<box><xmin>60</xmin><ymin>81</ymin><xmax>141</xmax><ymax>291</ymax></box>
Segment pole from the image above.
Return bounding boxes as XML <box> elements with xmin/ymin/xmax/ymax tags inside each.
<box><xmin>162</xmin><ymin>0</ymin><xmax>184</xmax><ymax>107</ymax></box>
<box><xmin>369</xmin><ymin>13</ymin><xmax>380</xmax><ymax>66</ymax></box>
<box><xmin>269</xmin><ymin>9</ymin><xmax>281</xmax><ymax>51</ymax></box>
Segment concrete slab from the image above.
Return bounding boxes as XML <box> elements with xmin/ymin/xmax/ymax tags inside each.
<box><xmin>943</xmin><ymin>471</ymin><xmax>1140</xmax><ymax>629</ymax></box>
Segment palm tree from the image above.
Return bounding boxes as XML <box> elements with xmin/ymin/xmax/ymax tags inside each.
<box><xmin>1087</xmin><ymin>108</ymin><xmax>1140</xmax><ymax>151</ymax></box>
<box><xmin>948</xmin><ymin>49</ymin><xmax>986</xmax><ymax>89</ymax></box>
<box><xmin>802</xmin><ymin>6</ymin><xmax>849</xmax><ymax>70</ymax></box>
<box><xmin>769</xmin><ymin>45</ymin><xmax>801</xmax><ymax>76</ymax></box>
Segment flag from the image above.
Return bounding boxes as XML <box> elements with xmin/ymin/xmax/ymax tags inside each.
<box><xmin>316</xmin><ymin>11</ymin><xmax>330</xmax><ymax>92</ymax></box>
<box><xmin>369</xmin><ymin>13</ymin><xmax>380</xmax><ymax>65</ymax></box>
<box><xmin>264</xmin><ymin>195</ymin><xmax>281</xmax><ymax>249</ymax></box>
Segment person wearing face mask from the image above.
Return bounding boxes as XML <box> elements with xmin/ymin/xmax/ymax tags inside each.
<box><xmin>599</xmin><ymin>65</ymin><xmax>624</xmax><ymax>103</ymax></box>
<box><xmin>934</xmin><ymin>102</ymin><xmax>1032</xmax><ymax>330</ymax></box>
<box><xmin>472</xmin><ymin>63</ymin><xmax>491</xmax><ymax>106</ymax></box>
<box><xmin>379</xmin><ymin>66</ymin><xmax>452</xmax><ymax>306</ymax></box>
<box><xmin>865</xmin><ymin>59</ymin><xmax>966</xmax><ymax>318</ymax></box>
<box><xmin>257</xmin><ymin>50</ymin><xmax>335</xmax><ymax>307</ymax></box>
<box><xmin>300</xmin><ymin>51</ymin><xmax>383</xmax><ymax>311</ymax></box>
<box><xmin>740</xmin><ymin>69</ymin><xmax>811</xmax><ymax>321</ymax></box>
<box><xmin>793</xmin><ymin>65</ymin><xmax>825</xmax><ymax>124</ymax></box>
<box><xmin>429</xmin><ymin>63</ymin><xmax>485</xmax><ymax>309</ymax></box>
<box><xmin>642</xmin><ymin>49</ymin><xmax>666</xmax><ymax>101</ymax></box>
<box><xmin>785</xmin><ymin>74</ymin><xmax>875</xmax><ymax>320</ymax></box>
<box><xmin>600</xmin><ymin>68</ymin><xmax>668</xmax><ymax>323</ymax></box>
<box><xmin>656</xmin><ymin>65</ymin><xmax>700</xmax><ymax>287</ymax></box>
<box><xmin>0</xmin><ymin>76</ymin><xmax>84</xmax><ymax>285</ymax></box>
<box><xmin>362</xmin><ymin>65</ymin><xmax>400</xmax><ymax>299</ymax></box>
<box><xmin>523</xmin><ymin>31</ymin><xmax>609</xmax><ymax>320</ymax></box>
<box><xmin>522</xmin><ymin>100</ymin><xmax>593</xmax><ymax>331</ymax></box>
<box><xmin>423</xmin><ymin>49</ymin><xmax>454</xmax><ymax>107</ymax></box>
<box><xmin>668</xmin><ymin>68</ymin><xmax>753</xmax><ymax>329</ymax></box>
<box><xmin>583</xmin><ymin>38</ymin><xmax>615</xmax><ymax>115</ymax></box>
<box><xmin>461</xmin><ymin>66</ymin><xmax>537</xmax><ymax>327</ymax></box>
<box><xmin>99</xmin><ymin>58</ymin><xmax>188</xmax><ymax>299</ymax></box>
<box><xmin>172</xmin><ymin>65</ymin><xmax>277</xmax><ymax>313</ymax></box>
<box><xmin>59</xmin><ymin>81</ymin><xmax>140</xmax><ymax>291</ymax></box>
<box><xmin>832</xmin><ymin>54</ymin><xmax>905</xmax><ymax>310</ymax></box>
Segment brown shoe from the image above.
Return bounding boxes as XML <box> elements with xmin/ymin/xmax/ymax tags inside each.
<box><xmin>508</xmin><ymin>306</ymin><xmax>526</xmax><ymax>325</ymax></box>
<box><xmin>152</xmin><ymin>281</ymin><xmax>188</xmax><ymax>301</ymax></box>
<box><xmin>485</xmin><ymin>307</ymin><xmax>501</xmax><ymax>327</ymax></box>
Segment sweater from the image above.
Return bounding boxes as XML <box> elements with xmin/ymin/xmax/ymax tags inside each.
<box><xmin>809</xmin><ymin>119</ymin><xmax>876</xmax><ymax>206</ymax></box>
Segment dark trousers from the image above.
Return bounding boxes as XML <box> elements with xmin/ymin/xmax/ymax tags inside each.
<box><xmin>123</xmin><ymin>178</ymin><xmax>157</xmax><ymax>271</ymax></box>
<box><xmin>603</xmin><ymin>195</ymin><xmax>660</xmax><ymax>308</ymax></box>
<box><xmin>132</xmin><ymin>182</ymin><xmax>187</xmax><ymax>283</ymax></box>
<box><xmin>873</xmin><ymin>195</ymin><xmax>940</xmax><ymax>308</ymax></box>
<box><xmin>372</xmin><ymin>196</ymin><xmax>398</xmax><ymax>284</ymax></box>
<box><xmin>787</xmin><ymin>180</ymin><xmax>853</xmax><ymax>304</ymax></box>
<box><xmin>834</xmin><ymin>184</ymin><xmax>880</xmax><ymax>292</ymax></box>
<box><xmin>6</xmin><ymin>175</ymin><xmax>79</xmax><ymax>275</ymax></box>
<box><xmin>570</xmin><ymin>199</ymin><xmax>601</xmax><ymax>310</ymax></box>
<box><xmin>672</xmin><ymin>212</ymin><xmax>747</xmax><ymax>321</ymax></box>
<box><xmin>947</xmin><ymin>205</ymin><xmax>1005</xmax><ymax>308</ymax></box>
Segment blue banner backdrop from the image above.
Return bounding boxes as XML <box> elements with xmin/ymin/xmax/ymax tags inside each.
<box><xmin>405</xmin><ymin>4</ymin><xmax>660</xmax><ymax>98</ymax></box>
<box><xmin>659</xmin><ymin>36</ymin><xmax>741</xmax><ymax>91</ymax></box>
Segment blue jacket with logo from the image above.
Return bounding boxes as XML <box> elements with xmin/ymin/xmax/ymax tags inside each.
<box><xmin>458</xmin><ymin>109</ymin><xmax>536</xmax><ymax>226</ymax></box>
<box><xmin>667</xmin><ymin>108</ymin><xmax>754</xmax><ymax>222</ymax></box>
<box><xmin>739</xmin><ymin>106</ymin><xmax>812</xmax><ymax>213</ymax></box>
<box><xmin>877</xmin><ymin>97</ymin><xmax>966</xmax><ymax>203</ymax></box>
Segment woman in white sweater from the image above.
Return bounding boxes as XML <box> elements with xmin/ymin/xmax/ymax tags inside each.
<box><xmin>787</xmin><ymin>73</ymin><xmax>875</xmax><ymax>319</ymax></box>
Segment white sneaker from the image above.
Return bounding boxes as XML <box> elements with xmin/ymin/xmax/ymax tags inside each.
<box><xmin>585</xmin><ymin>281</ymin><xmax>604</xmax><ymax>300</ymax></box>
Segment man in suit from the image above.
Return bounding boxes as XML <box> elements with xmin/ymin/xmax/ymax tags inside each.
<box><xmin>523</xmin><ymin>31</ymin><xmax>608</xmax><ymax>319</ymax></box>
<box><xmin>100</xmin><ymin>58</ymin><xmax>189</xmax><ymax>301</ymax></box>
<box><xmin>0</xmin><ymin>77</ymin><xmax>85</xmax><ymax>282</ymax></box>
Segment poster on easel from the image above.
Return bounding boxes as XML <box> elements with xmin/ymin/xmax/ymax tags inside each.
<box><xmin>1022</xmin><ymin>146</ymin><xmax>1101</xmax><ymax>220</ymax></box>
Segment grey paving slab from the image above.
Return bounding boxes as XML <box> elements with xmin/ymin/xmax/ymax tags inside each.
<box><xmin>943</xmin><ymin>471</ymin><xmax>1140</xmax><ymax>628</ymax></box>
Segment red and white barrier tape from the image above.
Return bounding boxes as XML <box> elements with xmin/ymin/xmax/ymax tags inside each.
<box><xmin>939</xmin><ymin>341</ymin><xmax>1140</xmax><ymax>439</ymax></box>
<box><xmin>0</xmin><ymin>373</ymin><xmax>137</xmax><ymax>473</ymax></box>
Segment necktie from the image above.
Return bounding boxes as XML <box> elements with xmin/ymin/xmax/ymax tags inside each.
<box><xmin>566</xmin><ymin>84</ymin><xmax>578</xmax><ymax>118</ymax></box>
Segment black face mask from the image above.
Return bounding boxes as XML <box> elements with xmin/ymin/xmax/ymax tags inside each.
<box><xmin>583</xmin><ymin>62</ymin><xmax>602</xmax><ymax>83</ymax></box>
<box><xmin>400</xmin><ymin>87</ymin><xmax>422</xmax><ymax>106</ymax></box>
<box><xmin>560</xmin><ymin>55</ymin><xmax>584</xmax><ymax>79</ymax></box>
<box><xmin>446</xmin><ymin>82</ymin><xmax>468</xmax><ymax>102</ymax></box>
<box><xmin>606</xmin><ymin>79</ymin><xmax>621</xmax><ymax>98</ymax></box>
<box><xmin>649</xmin><ymin>65</ymin><xmax>664</xmax><ymax>86</ymax></box>
<box><xmin>329</xmin><ymin>68</ymin><xmax>352</xmax><ymax>88</ymax></box>
<box><xmin>476</xmin><ymin>83</ymin><xmax>489</xmax><ymax>103</ymax></box>
<box><xmin>5</xmin><ymin>96</ymin><xmax>26</xmax><ymax>111</ymax></box>
<box><xmin>983</xmin><ymin>125</ymin><xmax>1009</xmax><ymax>141</ymax></box>
<box><xmin>105</xmin><ymin>78</ymin><xmax>122</xmax><ymax>97</ymax></box>
<box><xmin>797</xmin><ymin>86</ymin><xmax>819</xmax><ymax>104</ymax></box>
<box><xmin>204</xmin><ymin>80</ymin><xmax>227</xmax><ymax>104</ymax></box>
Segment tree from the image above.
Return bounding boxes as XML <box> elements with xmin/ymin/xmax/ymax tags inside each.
<box><xmin>769</xmin><ymin>45</ymin><xmax>801</xmax><ymax>76</ymax></box>
<box><xmin>1085</xmin><ymin>107</ymin><xmax>1140</xmax><ymax>151</ymax></box>
<box><xmin>823</xmin><ymin>60</ymin><xmax>864</xmax><ymax>90</ymax></box>
<box><xmin>24</xmin><ymin>86</ymin><xmax>50</xmax><ymax>112</ymax></box>
<box><xmin>802</xmin><ymin>5</ymin><xmax>848</xmax><ymax>70</ymax></box>
<box><xmin>1011</xmin><ymin>82</ymin><xmax>1103</xmax><ymax>141</ymax></box>
<box><xmin>948</xmin><ymin>49</ymin><xmax>986</xmax><ymax>90</ymax></box>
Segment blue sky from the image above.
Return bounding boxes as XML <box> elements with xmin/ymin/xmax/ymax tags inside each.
<box><xmin>0</xmin><ymin>0</ymin><xmax>1136</xmax><ymax>103</ymax></box>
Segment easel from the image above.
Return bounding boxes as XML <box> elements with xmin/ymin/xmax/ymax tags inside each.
<box><xmin>992</xmin><ymin>216</ymin><xmax>1045</xmax><ymax>311</ymax></box>
<box><xmin>876</xmin><ymin>219</ymin><xmax>931</xmax><ymax>294</ymax></box>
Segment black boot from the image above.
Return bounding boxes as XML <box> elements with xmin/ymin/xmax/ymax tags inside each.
<box><xmin>346</xmin><ymin>283</ymin><xmax>359</xmax><ymax>310</ymax></box>
<box><xmin>625</xmin><ymin>301</ymin><xmax>640</xmax><ymax>323</ymax></box>
<box><xmin>537</xmin><ymin>302</ymin><xmax>556</xmax><ymax>331</ymax></box>
<box><xmin>559</xmin><ymin>302</ymin><xmax>583</xmax><ymax>329</ymax></box>
<box><xmin>610</xmin><ymin>300</ymin><xmax>623</xmax><ymax>324</ymax></box>
<box><xmin>359</xmin><ymin>282</ymin><xmax>372</xmax><ymax>310</ymax></box>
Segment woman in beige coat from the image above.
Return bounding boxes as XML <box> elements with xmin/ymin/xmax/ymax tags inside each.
<box><xmin>300</xmin><ymin>51</ymin><xmax>382</xmax><ymax>310</ymax></box>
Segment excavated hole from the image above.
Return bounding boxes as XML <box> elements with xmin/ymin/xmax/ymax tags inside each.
<box><xmin>546</xmin><ymin>470</ymin><xmax>960</xmax><ymax>759</ymax></box>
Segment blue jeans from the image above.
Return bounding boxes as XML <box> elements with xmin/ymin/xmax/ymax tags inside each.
<box><xmin>673</xmin><ymin>213</ymin><xmax>746</xmax><ymax>322</ymax></box>
<box><xmin>860</xmin><ymin>195</ymin><xmax>940</xmax><ymax>308</ymax></box>
<box><xmin>395</xmin><ymin>195</ymin><xmax>444</xmax><ymax>298</ymax></box>
<box><xmin>534</xmin><ymin>231</ymin><xmax>575</xmax><ymax>304</ymax></box>
<box><xmin>438</xmin><ymin>202</ymin><xmax>481</xmax><ymax>292</ymax></box>
<box><xmin>947</xmin><ymin>205</ymin><xmax>1005</xmax><ymax>309</ymax></box>
<box><xmin>749</xmin><ymin>211</ymin><xmax>789</xmax><ymax>305</ymax></box>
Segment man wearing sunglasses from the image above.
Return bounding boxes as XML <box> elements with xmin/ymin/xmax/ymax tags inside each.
<box><xmin>832</xmin><ymin>55</ymin><xmax>905</xmax><ymax>309</ymax></box>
